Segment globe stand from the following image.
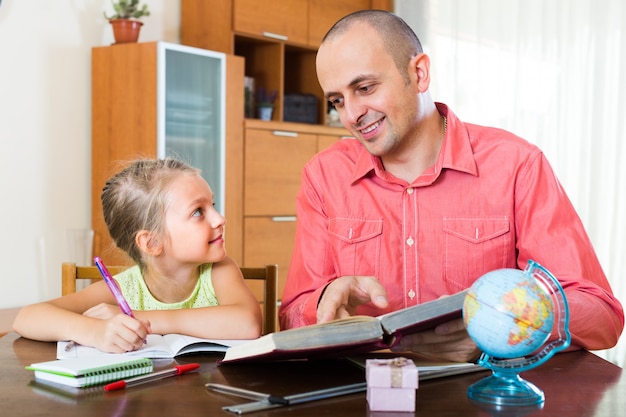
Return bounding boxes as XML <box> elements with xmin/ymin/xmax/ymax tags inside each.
<box><xmin>467</xmin><ymin>260</ymin><xmax>571</xmax><ymax>407</ymax></box>
<box><xmin>469</xmin><ymin>398</ymin><xmax>543</xmax><ymax>417</ymax></box>
<box><xmin>468</xmin><ymin>370</ymin><xmax>544</xmax><ymax>405</ymax></box>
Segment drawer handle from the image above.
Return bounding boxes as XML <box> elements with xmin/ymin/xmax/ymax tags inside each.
<box><xmin>262</xmin><ymin>31</ymin><xmax>288</xmax><ymax>41</ymax></box>
<box><xmin>272</xmin><ymin>130</ymin><xmax>298</xmax><ymax>137</ymax></box>
<box><xmin>271</xmin><ymin>216</ymin><xmax>297</xmax><ymax>222</ymax></box>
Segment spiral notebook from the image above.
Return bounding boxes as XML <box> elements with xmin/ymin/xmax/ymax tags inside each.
<box><xmin>26</xmin><ymin>356</ymin><xmax>154</xmax><ymax>388</ymax></box>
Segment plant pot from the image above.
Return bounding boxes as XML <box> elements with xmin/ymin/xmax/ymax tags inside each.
<box><xmin>257</xmin><ymin>105</ymin><xmax>274</xmax><ymax>121</ymax></box>
<box><xmin>110</xmin><ymin>19</ymin><xmax>143</xmax><ymax>44</ymax></box>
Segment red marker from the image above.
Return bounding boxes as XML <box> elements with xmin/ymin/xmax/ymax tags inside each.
<box><xmin>104</xmin><ymin>363</ymin><xmax>200</xmax><ymax>391</ymax></box>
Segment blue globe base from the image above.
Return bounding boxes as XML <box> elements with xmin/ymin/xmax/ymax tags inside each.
<box><xmin>468</xmin><ymin>371</ymin><xmax>544</xmax><ymax>406</ymax></box>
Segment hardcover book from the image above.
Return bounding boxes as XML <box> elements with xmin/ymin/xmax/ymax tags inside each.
<box><xmin>221</xmin><ymin>290</ymin><xmax>468</xmax><ymax>363</ymax></box>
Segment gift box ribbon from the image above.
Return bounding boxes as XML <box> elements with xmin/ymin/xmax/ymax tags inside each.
<box><xmin>373</xmin><ymin>357</ymin><xmax>411</xmax><ymax>388</ymax></box>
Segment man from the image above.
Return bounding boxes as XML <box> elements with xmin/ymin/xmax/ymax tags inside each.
<box><xmin>278</xmin><ymin>10</ymin><xmax>623</xmax><ymax>362</ymax></box>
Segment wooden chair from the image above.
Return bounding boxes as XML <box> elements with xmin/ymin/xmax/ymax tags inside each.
<box><xmin>61</xmin><ymin>262</ymin><xmax>278</xmax><ymax>334</ymax></box>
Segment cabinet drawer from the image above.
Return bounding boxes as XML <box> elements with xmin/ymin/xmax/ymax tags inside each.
<box><xmin>234</xmin><ymin>0</ymin><xmax>308</xmax><ymax>44</ymax></box>
<box><xmin>243</xmin><ymin>216</ymin><xmax>298</xmax><ymax>301</ymax></box>
<box><xmin>244</xmin><ymin>128</ymin><xmax>317</xmax><ymax>216</ymax></box>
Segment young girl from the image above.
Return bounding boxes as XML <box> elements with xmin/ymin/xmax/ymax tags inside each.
<box><xmin>13</xmin><ymin>158</ymin><xmax>262</xmax><ymax>353</ymax></box>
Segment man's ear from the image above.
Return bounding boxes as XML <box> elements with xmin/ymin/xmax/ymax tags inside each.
<box><xmin>410</xmin><ymin>52</ymin><xmax>431</xmax><ymax>92</ymax></box>
<box><xmin>136</xmin><ymin>230</ymin><xmax>163</xmax><ymax>256</ymax></box>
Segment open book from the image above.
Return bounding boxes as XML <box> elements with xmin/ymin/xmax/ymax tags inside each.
<box><xmin>221</xmin><ymin>290</ymin><xmax>468</xmax><ymax>363</ymax></box>
<box><xmin>57</xmin><ymin>333</ymin><xmax>247</xmax><ymax>360</ymax></box>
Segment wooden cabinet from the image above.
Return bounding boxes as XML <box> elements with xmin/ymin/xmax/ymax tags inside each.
<box><xmin>243</xmin><ymin>217</ymin><xmax>297</xmax><ymax>302</ymax></box>
<box><xmin>244</xmin><ymin>129</ymin><xmax>317</xmax><ymax>216</ymax></box>
<box><xmin>91</xmin><ymin>42</ymin><xmax>245</xmax><ymax>266</ymax></box>
<box><xmin>181</xmin><ymin>0</ymin><xmax>393</xmax><ymax>124</ymax></box>
<box><xmin>242</xmin><ymin>120</ymin><xmax>350</xmax><ymax>304</ymax></box>
<box><xmin>234</xmin><ymin>0</ymin><xmax>309</xmax><ymax>45</ymax></box>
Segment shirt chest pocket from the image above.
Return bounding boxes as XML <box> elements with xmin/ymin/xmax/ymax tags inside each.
<box><xmin>442</xmin><ymin>217</ymin><xmax>513</xmax><ymax>287</ymax></box>
<box><xmin>328</xmin><ymin>218</ymin><xmax>383</xmax><ymax>276</ymax></box>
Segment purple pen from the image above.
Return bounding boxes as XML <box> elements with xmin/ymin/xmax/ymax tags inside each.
<box><xmin>94</xmin><ymin>256</ymin><xmax>135</xmax><ymax>318</ymax></box>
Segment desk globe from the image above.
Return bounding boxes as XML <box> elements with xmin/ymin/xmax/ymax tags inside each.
<box><xmin>463</xmin><ymin>260</ymin><xmax>571</xmax><ymax>406</ymax></box>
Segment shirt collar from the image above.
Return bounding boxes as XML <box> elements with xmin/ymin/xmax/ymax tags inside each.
<box><xmin>350</xmin><ymin>102</ymin><xmax>478</xmax><ymax>185</ymax></box>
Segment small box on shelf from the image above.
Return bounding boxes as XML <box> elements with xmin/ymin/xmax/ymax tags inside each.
<box><xmin>284</xmin><ymin>94</ymin><xmax>318</xmax><ymax>124</ymax></box>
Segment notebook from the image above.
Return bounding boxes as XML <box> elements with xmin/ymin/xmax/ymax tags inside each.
<box><xmin>26</xmin><ymin>356</ymin><xmax>154</xmax><ymax>388</ymax></box>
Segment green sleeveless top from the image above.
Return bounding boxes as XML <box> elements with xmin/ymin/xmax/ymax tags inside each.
<box><xmin>114</xmin><ymin>263</ymin><xmax>219</xmax><ymax>310</ymax></box>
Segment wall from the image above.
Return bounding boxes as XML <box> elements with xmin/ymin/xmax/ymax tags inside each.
<box><xmin>0</xmin><ymin>0</ymin><xmax>180</xmax><ymax>310</ymax></box>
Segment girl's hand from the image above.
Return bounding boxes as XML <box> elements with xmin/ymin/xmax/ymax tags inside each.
<box><xmin>88</xmin><ymin>313</ymin><xmax>151</xmax><ymax>353</ymax></box>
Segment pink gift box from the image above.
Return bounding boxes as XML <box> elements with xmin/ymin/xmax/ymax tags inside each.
<box><xmin>367</xmin><ymin>387</ymin><xmax>416</xmax><ymax>412</ymax></box>
<box><xmin>366</xmin><ymin>357</ymin><xmax>418</xmax><ymax>412</ymax></box>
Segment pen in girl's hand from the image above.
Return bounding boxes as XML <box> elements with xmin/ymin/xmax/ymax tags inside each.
<box><xmin>64</xmin><ymin>259</ymin><xmax>145</xmax><ymax>351</ymax></box>
<box><xmin>94</xmin><ymin>256</ymin><xmax>135</xmax><ymax>317</ymax></box>
<box><xmin>94</xmin><ymin>256</ymin><xmax>148</xmax><ymax>343</ymax></box>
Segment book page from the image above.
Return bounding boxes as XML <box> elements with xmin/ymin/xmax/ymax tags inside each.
<box><xmin>58</xmin><ymin>334</ymin><xmax>249</xmax><ymax>359</ymax></box>
<box><xmin>162</xmin><ymin>334</ymin><xmax>246</xmax><ymax>355</ymax></box>
<box><xmin>58</xmin><ymin>334</ymin><xmax>176</xmax><ymax>359</ymax></box>
<box><xmin>378</xmin><ymin>290</ymin><xmax>468</xmax><ymax>335</ymax></box>
<box><xmin>221</xmin><ymin>316</ymin><xmax>384</xmax><ymax>363</ymax></box>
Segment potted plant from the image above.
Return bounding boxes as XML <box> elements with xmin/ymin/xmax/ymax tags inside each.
<box><xmin>256</xmin><ymin>88</ymin><xmax>278</xmax><ymax>121</ymax></box>
<box><xmin>105</xmin><ymin>0</ymin><xmax>151</xmax><ymax>44</ymax></box>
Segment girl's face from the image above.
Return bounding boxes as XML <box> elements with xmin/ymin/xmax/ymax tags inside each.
<box><xmin>162</xmin><ymin>173</ymin><xmax>226</xmax><ymax>265</ymax></box>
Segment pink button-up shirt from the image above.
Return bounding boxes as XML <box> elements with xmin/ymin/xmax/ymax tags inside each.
<box><xmin>279</xmin><ymin>103</ymin><xmax>623</xmax><ymax>351</ymax></box>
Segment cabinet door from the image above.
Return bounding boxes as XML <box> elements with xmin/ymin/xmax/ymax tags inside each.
<box><xmin>160</xmin><ymin>44</ymin><xmax>227</xmax><ymax>214</ymax></box>
<box><xmin>308</xmin><ymin>0</ymin><xmax>371</xmax><ymax>47</ymax></box>
<box><xmin>244</xmin><ymin>129</ymin><xmax>317</xmax><ymax>216</ymax></box>
<box><xmin>243</xmin><ymin>217</ymin><xmax>297</xmax><ymax>303</ymax></box>
<box><xmin>91</xmin><ymin>43</ymin><xmax>159</xmax><ymax>266</ymax></box>
<box><xmin>234</xmin><ymin>0</ymin><xmax>309</xmax><ymax>44</ymax></box>
<box><xmin>181</xmin><ymin>0</ymin><xmax>233</xmax><ymax>53</ymax></box>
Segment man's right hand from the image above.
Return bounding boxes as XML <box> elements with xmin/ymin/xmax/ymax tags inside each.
<box><xmin>316</xmin><ymin>276</ymin><xmax>389</xmax><ymax>323</ymax></box>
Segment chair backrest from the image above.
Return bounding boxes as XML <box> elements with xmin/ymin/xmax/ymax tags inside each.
<box><xmin>61</xmin><ymin>262</ymin><xmax>278</xmax><ymax>334</ymax></box>
<box><xmin>240</xmin><ymin>265</ymin><xmax>278</xmax><ymax>335</ymax></box>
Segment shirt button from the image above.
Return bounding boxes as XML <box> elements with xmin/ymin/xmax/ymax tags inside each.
<box><xmin>406</xmin><ymin>237</ymin><xmax>414</xmax><ymax>246</ymax></box>
<box><xmin>406</xmin><ymin>187</ymin><xmax>414</xmax><ymax>194</ymax></box>
<box><xmin>408</xmin><ymin>289</ymin><xmax>416</xmax><ymax>299</ymax></box>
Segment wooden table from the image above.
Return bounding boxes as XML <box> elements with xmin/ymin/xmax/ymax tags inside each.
<box><xmin>1</xmin><ymin>332</ymin><xmax>623</xmax><ymax>416</ymax></box>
